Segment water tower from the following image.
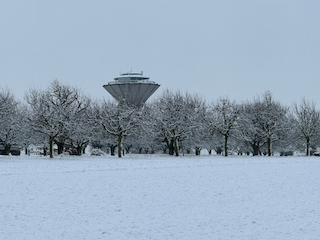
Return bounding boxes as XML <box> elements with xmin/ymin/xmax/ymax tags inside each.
<box><xmin>103</xmin><ymin>71</ymin><xmax>160</xmax><ymax>105</ymax></box>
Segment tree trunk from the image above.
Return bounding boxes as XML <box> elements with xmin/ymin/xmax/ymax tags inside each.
<box><xmin>224</xmin><ymin>134</ymin><xmax>228</xmax><ymax>157</ymax></box>
<box><xmin>306</xmin><ymin>137</ymin><xmax>310</xmax><ymax>156</ymax></box>
<box><xmin>110</xmin><ymin>145</ymin><xmax>116</xmax><ymax>156</ymax></box>
<box><xmin>267</xmin><ymin>137</ymin><xmax>271</xmax><ymax>156</ymax></box>
<box><xmin>4</xmin><ymin>144</ymin><xmax>11</xmax><ymax>155</ymax></box>
<box><xmin>125</xmin><ymin>144</ymin><xmax>132</xmax><ymax>154</ymax></box>
<box><xmin>174</xmin><ymin>137</ymin><xmax>179</xmax><ymax>157</ymax></box>
<box><xmin>251</xmin><ymin>143</ymin><xmax>260</xmax><ymax>156</ymax></box>
<box><xmin>216</xmin><ymin>147</ymin><xmax>222</xmax><ymax>155</ymax></box>
<box><xmin>208</xmin><ymin>149</ymin><xmax>212</xmax><ymax>155</ymax></box>
<box><xmin>195</xmin><ymin>147</ymin><xmax>201</xmax><ymax>155</ymax></box>
<box><xmin>162</xmin><ymin>146</ymin><xmax>167</xmax><ymax>154</ymax></box>
<box><xmin>76</xmin><ymin>146</ymin><xmax>82</xmax><ymax>155</ymax></box>
<box><xmin>49</xmin><ymin>137</ymin><xmax>54</xmax><ymax>158</ymax></box>
<box><xmin>118</xmin><ymin>134</ymin><xmax>122</xmax><ymax>158</ymax></box>
<box><xmin>168</xmin><ymin>139</ymin><xmax>174</xmax><ymax>155</ymax></box>
<box><xmin>56</xmin><ymin>142</ymin><xmax>64</xmax><ymax>155</ymax></box>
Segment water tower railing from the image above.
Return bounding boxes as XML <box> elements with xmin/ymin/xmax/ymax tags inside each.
<box><xmin>107</xmin><ymin>80</ymin><xmax>158</xmax><ymax>84</ymax></box>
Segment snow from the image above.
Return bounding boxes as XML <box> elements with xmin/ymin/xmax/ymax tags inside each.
<box><xmin>1</xmin><ymin>154</ymin><xmax>320</xmax><ymax>240</ymax></box>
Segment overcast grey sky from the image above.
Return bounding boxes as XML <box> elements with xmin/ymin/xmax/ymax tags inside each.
<box><xmin>1</xmin><ymin>0</ymin><xmax>319</xmax><ymax>106</ymax></box>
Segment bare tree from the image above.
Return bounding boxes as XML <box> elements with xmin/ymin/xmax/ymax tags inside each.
<box><xmin>293</xmin><ymin>98</ymin><xmax>320</xmax><ymax>156</ymax></box>
<box><xmin>151</xmin><ymin>90</ymin><xmax>205</xmax><ymax>156</ymax></box>
<box><xmin>258</xmin><ymin>91</ymin><xmax>289</xmax><ymax>156</ymax></box>
<box><xmin>68</xmin><ymin>104</ymin><xmax>92</xmax><ymax>155</ymax></box>
<box><xmin>207</xmin><ymin>97</ymin><xmax>239</xmax><ymax>156</ymax></box>
<box><xmin>63</xmin><ymin>93</ymin><xmax>92</xmax><ymax>155</ymax></box>
<box><xmin>95</xmin><ymin>100</ymin><xmax>141</xmax><ymax>158</ymax></box>
<box><xmin>236</xmin><ymin>101</ymin><xmax>266</xmax><ymax>156</ymax></box>
<box><xmin>25</xmin><ymin>80</ymin><xmax>89</xmax><ymax>158</ymax></box>
<box><xmin>236</xmin><ymin>92</ymin><xmax>289</xmax><ymax>156</ymax></box>
<box><xmin>0</xmin><ymin>88</ymin><xmax>22</xmax><ymax>155</ymax></box>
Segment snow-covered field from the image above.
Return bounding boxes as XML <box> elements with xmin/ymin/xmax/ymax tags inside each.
<box><xmin>1</xmin><ymin>154</ymin><xmax>319</xmax><ymax>240</ymax></box>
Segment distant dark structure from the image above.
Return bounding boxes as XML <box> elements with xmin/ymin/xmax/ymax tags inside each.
<box><xmin>103</xmin><ymin>71</ymin><xmax>160</xmax><ymax>105</ymax></box>
<box><xmin>0</xmin><ymin>141</ymin><xmax>20</xmax><ymax>155</ymax></box>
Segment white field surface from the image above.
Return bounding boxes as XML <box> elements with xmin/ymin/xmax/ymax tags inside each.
<box><xmin>1</xmin><ymin>154</ymin><xmax>320</xmax><ymax>240</ymax></box>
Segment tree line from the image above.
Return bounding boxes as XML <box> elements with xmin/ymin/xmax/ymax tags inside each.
<box><xmin>1</xmin><ymin>80</ymin><xmax>320</xmax><ymax>158</ymax></box>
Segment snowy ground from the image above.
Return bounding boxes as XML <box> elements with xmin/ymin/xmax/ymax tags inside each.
<box><xmin>0</xmin><ymin>154</ymin><xmax>319</xmax><ymax>240</ymax></box>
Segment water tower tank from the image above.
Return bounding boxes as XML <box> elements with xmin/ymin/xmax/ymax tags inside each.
<box><xmin>103</xmin><ymin>71</ymin><xmax>160</xmax><ymax>105</ymax></box>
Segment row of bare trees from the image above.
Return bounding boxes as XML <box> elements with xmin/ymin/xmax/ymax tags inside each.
<box><xmin>1</xmin><ymin>80</ymin><xmax>320</xmax><ymax>158</ymax></box>
<box><xmin>148</xmin><ymin>90</ymin><xmax>320</xmax><ymax>157</ymax></box>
